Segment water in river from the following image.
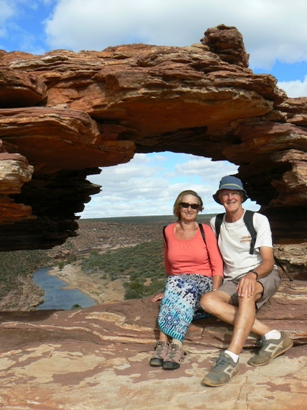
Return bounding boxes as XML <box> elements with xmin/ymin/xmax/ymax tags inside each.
<box><xmin>33</xmin><ymin>267</ymin><xmax>96</xmax><ymax>310</ymax></box>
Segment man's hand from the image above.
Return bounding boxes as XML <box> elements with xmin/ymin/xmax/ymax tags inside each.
<box><xmin>151</xmin><ymin>292</ymin><xmax>164</xmax><ymax>302</ymax></box>
<box><xmin>236</xmin><ymin>273</ymin><xmax>257</xmax><ymax>298</ymax></box>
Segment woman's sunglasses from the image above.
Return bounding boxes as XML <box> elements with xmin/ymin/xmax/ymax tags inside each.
<box><xmin>180</xmin><ymin>202</ymin><xmax>200</xmax><ymax>210</ymax></box>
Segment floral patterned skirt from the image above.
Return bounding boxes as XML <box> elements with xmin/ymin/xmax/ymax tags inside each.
<box><xmin>158</xmin><ymin>274</ymin><xmax>212</xmax><ymax>342</ymax></box>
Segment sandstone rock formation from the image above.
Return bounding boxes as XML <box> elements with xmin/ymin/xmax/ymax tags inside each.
<box><xmin>0</xmin><ymin>25</ymin><xmax>306</xmax><ymax>271</ymax></box>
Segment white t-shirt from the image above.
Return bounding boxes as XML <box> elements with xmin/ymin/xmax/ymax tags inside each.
<box><xmin>210</xmin><ymin>210</ymin><xmax>273</xmax><ymax>281</ymax></box>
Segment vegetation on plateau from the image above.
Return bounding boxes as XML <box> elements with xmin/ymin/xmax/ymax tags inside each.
<box><xmin>0</xmin><ymin>250</ymin><xmax>50</xmax><ymax>300</ymax></box>
<box><xmin>81</xmin><ymin>240</ymin><xmax>166</xmax><ymax>299</ymax></box>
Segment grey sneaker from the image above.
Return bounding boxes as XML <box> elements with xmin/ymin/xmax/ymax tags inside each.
<box><xmin>149</xmin><ymin>341</ymin><xmax>169</xmax><ymax>367</ymax></box>
<box><xmin>162</xmin><ymin>343</ymin><xmax>185</xmax><ymax>370</ymax></box>
<box><xmin>201</xmin><ymin>352</ymin><xmax>240</xmax><ymax>387</ymax></box>
<box><xmin>248</xmin><ymin>331</ymin><xmax>293</xmax><ymax>367</ymax></box>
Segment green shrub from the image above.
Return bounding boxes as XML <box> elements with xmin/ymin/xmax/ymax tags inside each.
<box><xmin>71</xmin><ymin>304</ymin><xmax>81</xmax><ymax>310</ymax></box>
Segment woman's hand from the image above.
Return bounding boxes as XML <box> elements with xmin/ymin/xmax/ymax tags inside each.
<box><xmin>151</xmin><ymin>292</ymin><xmax>164</xmax><ymax>302</ymax></box>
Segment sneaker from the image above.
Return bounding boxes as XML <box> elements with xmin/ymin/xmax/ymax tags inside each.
<box><xmin>162</xmin><ymin>343</ymin><xmax>185</xmax><ymax>370</ymax></box>
<box><xmin>149</xmin><ymin>341</ymin><xmax>169</xmax><ymax>367</ymax></box>
<box><xmin>248</xmin><ymin>331</ymin><xmax>293</xmax><ymax>367</ymax></box>
<box><xmin>201</xmin><ymin>352</ymin><xmax>240</xmax><ymax>387</ymax></box>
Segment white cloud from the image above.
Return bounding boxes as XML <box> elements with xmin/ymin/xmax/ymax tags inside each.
<box><xmin>44</xmin><ymin>0</ymin><xmax>307</xmax><ymax>70</ymax></box>
<box><xmin>0</xmin><ymin>1</ymin><xmax>17</xmax><ymax>37</ymax></box>
<box><xmin>79</xmin><ymin>153</ymin><xmax>260</xmax><ymax>218</ymax></box>
<box><xmin>278</xmin><ymin>76</ymin><xmax>307</xmax><ymax>98</ymax></box>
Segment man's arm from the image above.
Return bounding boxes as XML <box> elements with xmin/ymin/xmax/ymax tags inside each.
<box><xmin>237</xmin><ymin>246</ymin><xmax>274</xmax><ymax>298</ymax></box>
<box><xmin>251</xmin><ymin>246</ymin><xmax>275</xmax><ymax>278</ymax></box>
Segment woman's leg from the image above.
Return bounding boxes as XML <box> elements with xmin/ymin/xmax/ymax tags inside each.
<box><xmin>158</xmin><ymin>275</ymin><xmax>212</xmax><ymax>342</ymax></box>
<box><xmin>157</xmin><ymin>331</ymin><xmax>170</xmax><ymax>343</ymax></box>
<box><xmin>159</xmin><ymin>275</ymin><xmax>212</xmax><ymax>370</ymax></box>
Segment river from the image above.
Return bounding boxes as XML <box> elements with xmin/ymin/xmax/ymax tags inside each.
<box><xmin>33</xmin><ymin>267</ymin><xmax>96</xmax><ymax>310</ymax></box>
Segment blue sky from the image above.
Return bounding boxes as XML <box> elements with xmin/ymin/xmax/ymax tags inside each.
<box><xmin>1</xmin><ymin>0</ymin><xmax>307</xmax><ymax>218</ymax></box>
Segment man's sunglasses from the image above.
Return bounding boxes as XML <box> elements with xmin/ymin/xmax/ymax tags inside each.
<box><xmin>180</xmin><ymin>202</ymin><xmax>200</xmax><ymax>210</ymax></box>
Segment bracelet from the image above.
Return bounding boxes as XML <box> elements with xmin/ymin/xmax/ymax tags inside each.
<box><xmin>249</xmin><ymin>270</ymin><xmax>259</xmax><ymax>279</ymax></box>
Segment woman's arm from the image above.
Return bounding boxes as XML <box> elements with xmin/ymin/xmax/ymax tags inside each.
<box><xmin>212</xmin><ymin>275</ymin><xmax>223</xmax><ymax>291</ymax></box>
<box><xmin>203</xmin><ymin>224</ymin><xmax>224</xmax><ymax>278</ymax></box>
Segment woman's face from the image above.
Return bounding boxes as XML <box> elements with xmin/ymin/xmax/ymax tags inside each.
<box><xmin>179</xmin><ymin>194</ymin><xmax>200</xmax><ymax>222</ymax></box>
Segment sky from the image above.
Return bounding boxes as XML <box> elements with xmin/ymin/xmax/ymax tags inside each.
<box><xmin>1</xmin><ymin>0</ymin><xmax>307</xmax><ymax>218</ymax></box>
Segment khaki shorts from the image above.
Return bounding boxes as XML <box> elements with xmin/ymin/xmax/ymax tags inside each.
<box><xmin>219</xmin><ymin>268</ymin><xmax>281</xmax><ymax>310</ymax></box>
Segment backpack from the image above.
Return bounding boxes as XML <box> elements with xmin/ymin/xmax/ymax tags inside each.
<box><xmin>214</xmin><ymin>210</ymin><xmax>292</xmax><ymax>280</ymax></box>
<box><xmin>215</xmin><ymin>210</ymin><xmax>256</xmax><ymax>255</ymax></box>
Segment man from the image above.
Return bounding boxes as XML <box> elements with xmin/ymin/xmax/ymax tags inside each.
<box><xmin>200</xmin><ymin>175</ymin><xmax>293</xmax><ymax>387</ymax></box>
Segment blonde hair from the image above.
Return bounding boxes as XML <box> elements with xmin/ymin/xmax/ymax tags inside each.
<box><xmin>173</xmin><ymin>190</ymin><xmax>204</xmax><ymax>219</ymax></box>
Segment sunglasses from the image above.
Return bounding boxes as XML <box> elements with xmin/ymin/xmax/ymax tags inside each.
<box><xmin>180</xmin><ymin>202</ymin><xmax>200</xmax><ymax>210</ymax></box>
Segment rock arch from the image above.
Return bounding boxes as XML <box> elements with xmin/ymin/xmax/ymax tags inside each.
<box><xmin>0</xmin><ymin>25</ymin><xmax>306</xmax><ymax>273</ymax></box>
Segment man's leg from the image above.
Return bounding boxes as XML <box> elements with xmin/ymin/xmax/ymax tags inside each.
<box><xmin>200</xmin><ymin>286</ymin><xmax>292</xmax><ymax>386</ymax></box>
<box><xmin>201</xmin><ymin>283</ymin><xmax>292</xmax><ymax>358</ymax></box>
<box><xmin>200</xmin><ymin>284</ymin><xmax>269</xmax><ymax>387</ymax></box>
<box><xmin>225</xmin><ymin>281</ymin><xmax>268</xmax><ymax>354</ymax></box>
<box><xmin>200</xmin><ymin>284</ymin><xmax>271</xmax><ymax>343</ymax></box>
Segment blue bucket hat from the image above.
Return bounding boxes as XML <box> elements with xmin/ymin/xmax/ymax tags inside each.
<box><xmin>213</xmin><ymin>175</ymin><xmax>248</xmax><ymax>204</ymax></box>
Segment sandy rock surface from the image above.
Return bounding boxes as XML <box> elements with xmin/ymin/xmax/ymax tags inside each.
<box><xmin>0</xmin><ymin>279</ymin><xmax>307</xmax><ymax>410</ymax></box>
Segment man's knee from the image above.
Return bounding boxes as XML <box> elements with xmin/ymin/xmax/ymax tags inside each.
<box><xmin>200</xmin><ymin>291</ymin><xmax>215</xmax><ymax>311</ymax></box>
<box><xmin>237</xmin><ymin>293</ymin><xmax>259</xmax><ymax>309</ymax></box>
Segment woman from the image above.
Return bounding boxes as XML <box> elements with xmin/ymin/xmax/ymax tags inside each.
<box><xmin>150</xmin><ymin>190</ymin><xmax>223</xmax><ymax>370</ymax></box>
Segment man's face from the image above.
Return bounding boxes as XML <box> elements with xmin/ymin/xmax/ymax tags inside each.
<box><xmin>219</xmin><ymin>189</ymin><xmax>243</xmax><ymax>212</ymax></box>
